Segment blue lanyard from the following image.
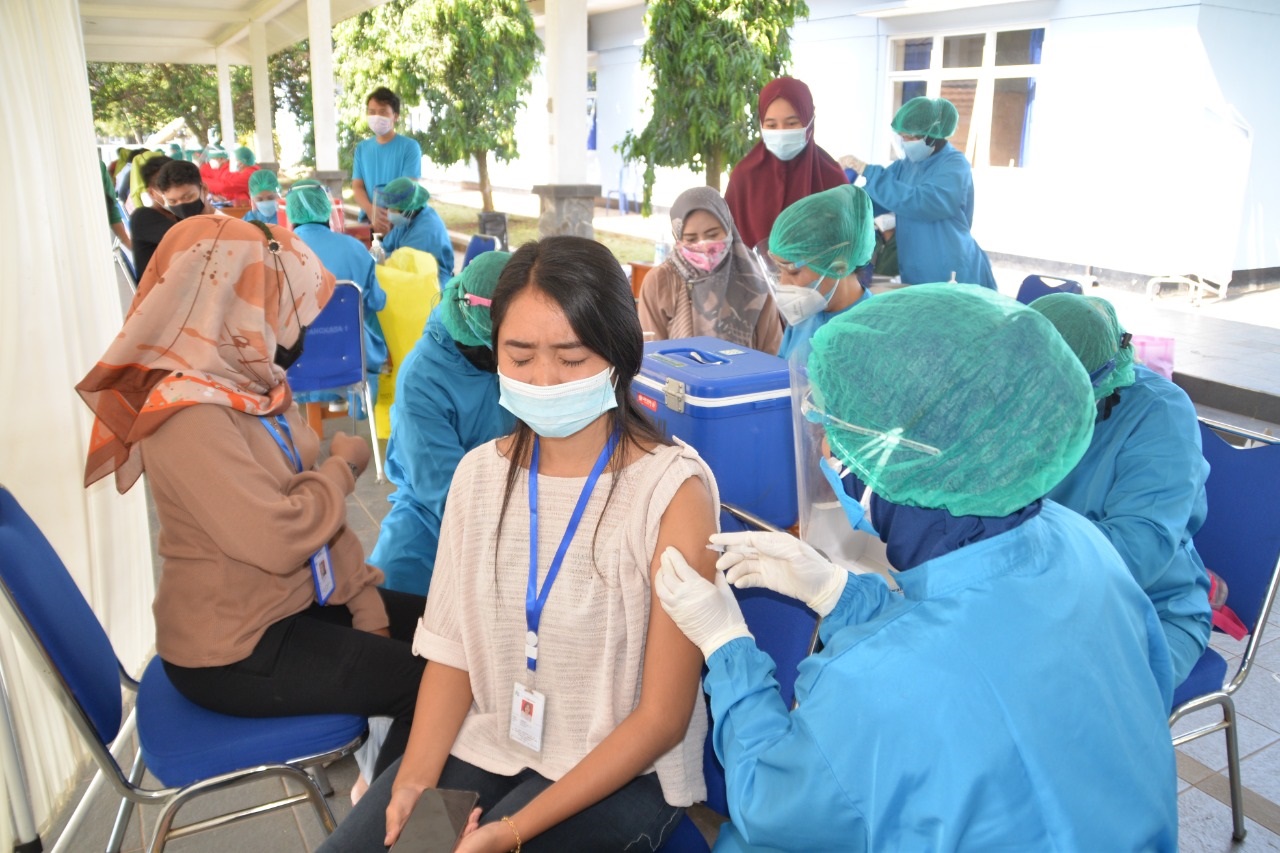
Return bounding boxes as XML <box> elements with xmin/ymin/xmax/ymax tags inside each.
<box><xmin>526</xmin><ymin>432</ymin><xmax>618</xmax><ymax>671</ymax></box>
<box><xmin>260</xmin><ymin>415</ymin><xmax>302</xmax><ymax>473</ymax></box>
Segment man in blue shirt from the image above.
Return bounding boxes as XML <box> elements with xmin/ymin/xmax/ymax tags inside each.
<box><xmin>352</xmin><ymin>86</ymin><xmax>422</xmax><ymax>234</ymax></box>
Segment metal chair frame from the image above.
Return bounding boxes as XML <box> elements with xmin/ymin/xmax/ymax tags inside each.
<box><xmin>112</xmin><ymin>238</ymin><xmax>137</xmax><ymax>291</ymax></box>
<box><xmin>1167</xmin><ymin>419</ymin><xmax>1280</xmax><ymax>841</ymax></box>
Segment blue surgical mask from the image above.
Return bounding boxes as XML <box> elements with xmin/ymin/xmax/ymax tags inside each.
<box><xmin>255</xmin><ymin>199</ymin><xmax>279</xmax><ymax>218</ymax></box>
<box><xmin>819</xmin><ymin>455</ymin><xmax>878</xmax><ymax>536</ymax></box>
<box><xmin>388</xmin><ymin>211</ymin><xmax>410</xmax><ymax>229</ymax></box>
<box><xmin>498</xmin><ymin>366</ymin><xmax>619</xmax><ymax>438</ymax></box>
<box><xmin>761</xmin><ymin>125</ymin><xmax>810</xmax><ymax>161</ymax></box>
<box><xmin>903</xmin><ymin>139</ymin><xmax>935</xmax><ymax>162</ymax></box>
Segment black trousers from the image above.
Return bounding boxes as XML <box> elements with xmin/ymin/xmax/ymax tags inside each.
<box><xmin>164</xmin><ymin>588</ymin><xmax>427</xmax><ymax>778</ymax></box>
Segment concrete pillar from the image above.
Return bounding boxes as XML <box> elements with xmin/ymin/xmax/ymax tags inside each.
<box><xmin>249</xmin><ymin>20</ymin><xmax>274</xmax><ymax>162</ymax></box>
<box><xmin>216</xmin><ymin>50</ymin><xmax>235</xmax><ymax>147</ymax></box>
<box><xmin>538</xmin><ymin>0</ymin><xmax>598</xmax><ymax>237</ymax></box>
<box><xmin>307</xmin><ymin>0</ymin><xmax>340</xmax><ymax>174</ymax></box>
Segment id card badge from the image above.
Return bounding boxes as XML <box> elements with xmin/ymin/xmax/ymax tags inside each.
<box><xmin>309</xmin><ymin>544</ymin><xmax>336</xmax><ymax>605</ymax></box>
<box><xmin>508</xmin><ymin>682</ymin><xmax>546</xmax><ymax>753</ymax></box>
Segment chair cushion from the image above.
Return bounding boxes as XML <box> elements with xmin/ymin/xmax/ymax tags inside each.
<box><xmin>137</xmin><ymin>657</ymin><xmax>366</xmax><ymax>788</ymax></box>
<box><xmin>659</xmin><ymin>813</ymin><xmax>711</xmax><ymax>852</ymax></box>
<box><xmin>1172</xmin><ymin>647</ymin><xmax>1229</xmax><ymax>709</ymax></box>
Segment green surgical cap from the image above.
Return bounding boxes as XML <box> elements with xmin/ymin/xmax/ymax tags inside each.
<box><xmin>248</xmin><ymin>170</ymin><xmax>279</xmax><ymax>195</ymax></box>
<box><xmin>207</xmin><ymin>145</ymin><xmax>227</xmax><ymax>160</ymax></box>
<box><xmin>439</xmin><ymin>251</ymin><xmax>511</xmax><ymax>348</ymax></box>
<box><xmin>892</xmin><ymin>97</ymin><xmax>959</xmax><ymax>139</ymax></box>
<box><xmin>769</xmin><ymin>184</ymin><xmax>875</xmax><ymax>279</ymax></box>
<box><xmin>286</xmin><ymin>183</ymin><xmax>333</xmax><ymax>225</ymax></box>
<box><xmin>235</xmin><ymin>146</ymin><xmax>256</xmax><ymax>166</ymax></box>
<box><xmin>381</xmin><ymin>177</ymin><xmax>429</xmax><ymax>212</ymax></box>
<box><xmin>808</xmin><ymin>285</ymin><xmax>1095</xmax><ymax>517</ymax></box>
<box><xmin>1029</xmin><ymin>294</ymin><xmax>1137</xmax><ymax>401</ymax></box>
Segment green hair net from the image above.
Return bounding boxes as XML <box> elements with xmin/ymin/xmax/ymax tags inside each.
<box><xmin>807</xmin><ymin>285</ymin><xmax>1095</xmax><ymax>517</ymax></box>
<box><xmin>381</xmin><ymin>177</ymin><xmax>429</xmax><ymax>212</ymax></box>
<box><xmin>286</xmin><ymin>183</ymin><xmax>333</xmax><ymax>226</ymax></box>
<box><xmin>768</xmin><ymin>184</ymin><xmax>875</xmax><ymax>279</ymax></box>
<box><xmin>439</xmin><ymin>251</ymin><xmax>511</xmax><ymax>348</ymax></box>
<box><xmin>891</xmin><ymin>97</ymin><xmax>960</xmax><ymax>139</ymax></box>
<box><xmin>206</xmin><ymin>145</ymin><xmax>227</xmax><ymax>161</ymax></box>
<box><xmin>235</xmin><ymin>146</ymin><xmax>256</xmax><ymax>166</ymax></box>
<box><xmin>248</xmin><ymin>170</ymin><xmax>279</xmax><ymax>195</ymax></box>
<box><xmin>1029</xmin><ymin>294</ymin><xmax>1137</xmax><ymax>401</ymax></box>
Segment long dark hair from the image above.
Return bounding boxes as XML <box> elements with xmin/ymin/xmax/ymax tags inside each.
<box><xmin>491</xmin><ymin>236</ymin><xmax>668</xmax><ymax>561</ymax></box>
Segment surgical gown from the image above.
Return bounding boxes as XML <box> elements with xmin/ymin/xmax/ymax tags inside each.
<box><xmin>292</xmin><ymin>222</ymin><xmax>389</xmax><ymax>404</ymax></box>
<box><xmin>368</xmin><ymin>308</ymin><xmax>514</xmax><ymax>594</ymax></box>
<box><xmin>705</xmin><ymin>501</ymin><xmax>1177</xmax><ymax>852</ymax></box>
<box><xmin>860</xmin><ymin>144</ymin><xmax>996</xmax><ymax>288</ymax></box>
<box><xmin>381</xmin><ymin>207</ymin><xmax>454</xmax><ymax>288</ymax></box>
<box><xmin>1049</xmin><ymin>365</ymin><xmax>1212</xmax><ymax>685</ymax></box>
<box><xmin>777</xmin><ymin>289</ymin><xmax>870</xmax><ymax>362</ymax></box>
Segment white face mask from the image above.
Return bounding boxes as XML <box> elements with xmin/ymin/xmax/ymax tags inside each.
<box><xmin>498</xmin><ymin>366</ymin><xmax>619</xmax><ymax>438</ymax></box>
<box><xmin>903</xmin><ymin>139</ymin><xmax>935</xmax><ymax>162</ymax></box>
<box><xmin>774</xmin><ymin>277</ymin><xmax>832</xmax><ymax>326</ymax></box>
<box><xmin>366</xmin><ymin>114</ymin><xmax>394</xmax><ymax>137</ymax></box>
<box><xmin>761</xmin><ymin>125</ymin><xmax>810</xmax><ymax>161</ymax></box>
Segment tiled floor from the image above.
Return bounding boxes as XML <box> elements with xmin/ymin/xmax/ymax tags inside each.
<box><xmin>37</xmin><ymin>246</ymin><xmax>1280</xmax><ymax>850</ymax></box>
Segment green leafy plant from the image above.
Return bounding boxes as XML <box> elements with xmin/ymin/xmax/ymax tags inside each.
<box><xmin>619</xmin><ymin>0</ymin><xmax>807</xmax><ymax>213</ymax></box>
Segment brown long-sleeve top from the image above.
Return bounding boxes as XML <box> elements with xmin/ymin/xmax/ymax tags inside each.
<box><xmin>141</xmin><ymin>403</ymin><xmax>388</xmax><ymax>667</ymax></box>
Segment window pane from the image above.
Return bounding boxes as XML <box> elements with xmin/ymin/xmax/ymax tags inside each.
<box><xmin>995</xmin><ymin>28</ymin><xmax>1045</xmax><ymax>66</ymax></box>
<box><xmin>893</xmin><ymin>80</ymin><xmax>928</xmax><ymax>113</ymax></box>
<box><xmin>943</xmin><ymin>34</ymin><xmax>984</xmax><ymax>68</ymax></box>
<box><xmin>893</xmin><ymin>38</ymin><xmax>933</xmax><ymax>72</ymax></box>
<box><xmin>989</xmin><ymin>77</ymin><xmax>1035</xmax><ymax>167</ymax></box>
<box><xmin>939</xmin><ymin>79</ymin><xmax>977</xmax><ymax>151</ymax></box>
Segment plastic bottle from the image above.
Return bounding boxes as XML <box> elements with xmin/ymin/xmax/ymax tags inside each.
<box><xmin>369</xmin><ymin>233</ymin><xmax>386</xmax><ymax>265</ymax></box>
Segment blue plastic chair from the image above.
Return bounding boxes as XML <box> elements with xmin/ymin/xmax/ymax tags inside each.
<box><xmin>0</xmin><ymin>487</ymin><xmax>366</xmax><ymax>853</ymax></box>
<box><xmin>1168</xmin><ymin>421</ymin><xmax>1280</xmax><ymax>842</ymax></box>
<box><xmin>1014</xmin><ymin>274</ymin><xmax>1082</xmax><ymax>305</ymax></box>
<box><xmin>287</xmin><ymin>279</ymin><xmax>384</xmax><ymax>482</ymax></box>
<box><xmin>462</xmin><ymin>233</ymin><xmax>498</xmax><ymax>269</ymax></box>
<box><xmin>605</xmin><ymin>165</ymin><xmax>635</xmax><ymax>215</ymax></box>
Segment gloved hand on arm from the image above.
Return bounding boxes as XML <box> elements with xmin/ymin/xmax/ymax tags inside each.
<box><xmin>710</xmin><ymin>531</ymin><xmax>849</xmax><ymax>617</ymax></box>
<box><xmin>655</xmin><ymin>547</ymin><xmax>752</xmax><ymax>660</ymax></box>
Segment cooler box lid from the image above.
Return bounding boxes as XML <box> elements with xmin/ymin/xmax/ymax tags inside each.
<box><xmin>637</xmin><ymin>337</ymin><xmax>790</xmax><ymax>405</ymax></box>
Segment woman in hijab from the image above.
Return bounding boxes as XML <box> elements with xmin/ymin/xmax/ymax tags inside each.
<box><xmin>724</xmin><ymin>76</ymin><xmax>848</xmax><ymax>251</ymax></box>
<box><xmin>638</xmin><ymin>186</ymin><xmax>782</xmax><ymax>353</ymax></box>
<box><xmin>75</xmin><ymin>216</ymin><xmax>426</xmax><ymax>780</ymax></box>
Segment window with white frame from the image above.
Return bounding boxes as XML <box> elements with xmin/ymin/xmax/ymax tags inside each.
<box><xmin>888</xmin><ymin>27</ymin><xmax>1044</xmax><ymax>168</ymax></box>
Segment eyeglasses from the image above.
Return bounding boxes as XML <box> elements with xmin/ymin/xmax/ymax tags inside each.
<box><xmin>461</xmin><ymin>293</ymin><xmax>492</xmax><ymax>308</ymax></box>
<box><xmin>800</xmin><ymin>391</ymin><xmax>941</xmax><ymax>458</ymax></box>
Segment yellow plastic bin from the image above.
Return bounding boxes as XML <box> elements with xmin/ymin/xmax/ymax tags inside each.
<box><xmin>373</xmin><ymin>248</ymin><xmax>440</xmax><ymax>437</ymax></box>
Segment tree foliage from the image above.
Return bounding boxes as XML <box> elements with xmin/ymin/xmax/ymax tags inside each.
<box><xmin>620</xmin><ymin>0</ymin><xmax>808</xmax><ymax>211</ymax></box>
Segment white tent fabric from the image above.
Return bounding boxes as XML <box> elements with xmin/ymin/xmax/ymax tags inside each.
<box><xmin>0</xmin><ymin>0</ymin><xmax>156</xmax><ymax>837</ymax></box>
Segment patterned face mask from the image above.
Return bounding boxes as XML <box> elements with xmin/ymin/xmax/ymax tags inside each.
<box><xmin>676</xmin><ymin>239</ymin><xmax>731</xmax><ymax>273</ymax></box>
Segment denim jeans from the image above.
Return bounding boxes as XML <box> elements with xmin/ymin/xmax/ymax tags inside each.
<box><xmin>318</xmin><ymin>754</ymin><xmax>685</xmax><ymax>852</ymax></box>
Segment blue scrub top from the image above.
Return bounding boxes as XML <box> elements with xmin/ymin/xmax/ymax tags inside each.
<box><xmin>705</xmin><ymin>501</ymin><xmax>1177</xmax><ymax>852</ymax></box>
<box><xmin>352</xmin><ymin>134</ymin><xmax>422</xmax><ymax>220</ymax></box>
<box><xmin>369</xmin><ymin>309</ymin><xmax>515</xmax><ymax>594</ymax></box>
<box><xmin>292</xmin><ymin>223</ymin><xmax>388</xmax><ymax>374</ymax></box>
<box><xmin>241</xmin><ymin>207</ymin><xmax>278</xmax><ymax>225</ymax></box>
<box><xmin>777</xmin><ymin>287</ymin><xmax>871</xmax><ymax>362</ymax></box>
<box><xmin>382</xmin><ymin>206</ymin><xmax>455</xmax><ymax>288</ymax></box>
<box><xmin>1049</xmin><ymin>365</ymin><xmax>1212</xmax><ymax>684</ymax></box>
<box><xmin>861</xmin><ymin>144</ymin><xmax>996</xmax><ymax>288</ymax></box>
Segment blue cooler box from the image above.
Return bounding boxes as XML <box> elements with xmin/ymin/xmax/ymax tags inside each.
<box><xmin>633</xmin><ymin>337</ymin><xmax>797</xmax><ymax>529</ymax></box>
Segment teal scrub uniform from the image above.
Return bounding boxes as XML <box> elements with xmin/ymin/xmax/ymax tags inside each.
<box><xmin>860</xmin><ymin>144</ymin><xmax>996</xmax><ymax>288</ymax></box>
<box><xmin>292</xmin><ymin>222</ymin><xmax>389</xmax><ymax>406</ymax></box>
<box><xmin>369</xmin><ymin>308</ymin><xmax>514</xmax><ymax>594</ymax></box>
<box><xmin>705</xmin><ymin>501</ymin><xmax>1177</xmax><ymax>852</ymax></box>
<box><xmin>382</xmin><ymin>206</ymin><xmax>455</xmax><ymax>288</ymax></box>
<box><xmin>778</xmin><ymin>288</ymin><xmax>870</xmax><ymax>362</ymax></box>
<box><xmin>352</xmin><ymin>134</ymin><xmax>422</xmax><ymax>222</ymax></box>
<box><xmin>1049</xmin><ymin>365</ymin><xmax>1213</xmax><ymax>685</ymax></box>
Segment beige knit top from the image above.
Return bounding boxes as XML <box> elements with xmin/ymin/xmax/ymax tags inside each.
<box><xmin>413</xmin><ymin>439</ymin><xmax>715</xmax><ymax>807</ymax></box>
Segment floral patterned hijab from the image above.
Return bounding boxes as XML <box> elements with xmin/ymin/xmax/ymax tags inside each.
<box><xmin>77</xmin><ymin>215</ymin><xmax>334</xmax><ymax>492</ymax></box>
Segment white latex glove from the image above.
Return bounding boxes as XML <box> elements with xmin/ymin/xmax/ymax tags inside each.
<box><xmin>655</xmin><ymin>546</ymin><xmax>752</xmax><ymax>659</ymax></box>
<box><xmin>710</xmin><ymin>531</ymin><xmax>848</xmax><ymax>617</ymax></box>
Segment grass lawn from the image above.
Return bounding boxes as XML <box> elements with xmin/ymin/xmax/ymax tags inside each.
<box><xmin>431</xmin><ymin>200</ymin><xmax>656</xmax><ymax>265</ymax></box>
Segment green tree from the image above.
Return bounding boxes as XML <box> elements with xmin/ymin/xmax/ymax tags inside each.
<box><xmin>620</xmin><ymin>0</ymin><xmax>808</xmax><ymax>212</ymax></box>
<box><xmin>418</xmin><ymin>0</ymin><xmax>541</xmax><ymax>212</ymax></box>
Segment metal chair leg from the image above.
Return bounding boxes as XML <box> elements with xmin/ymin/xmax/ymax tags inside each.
<box><xmin>1222</xmin><ymin>696</ymin><xmax>1247</xmax><ymax>841</ymax></box>
<box><xmin>364</xmin><ymin>381</ymin><xmax>385</xmax><ymax>483</ymax></box>
<box><xmin>107</xmin><ymin>746</ymin><xmax>147</xmax><ymax>853</ymax></box>
<box><xmin>306</xmin><ymin>763</ymin><xmax>334</xmax><ymax>797</ymax></box>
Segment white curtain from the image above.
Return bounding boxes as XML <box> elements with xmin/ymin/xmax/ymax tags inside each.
<box><xmin>0</xmin><ymin>0</ymin><xmax>157</xmax><ymax>838</ymax></box>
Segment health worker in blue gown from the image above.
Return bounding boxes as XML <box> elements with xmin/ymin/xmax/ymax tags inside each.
<box><xmin>380</xmin><ymin>177</ymin><xmax>455</xmax><ymax>288</ymax></box>
<box><xmin>369</xmin><ymin>251</ymin><xmax>515</xmax><ymax>594</ymax></box>
<box><xmin>241</xmin><ymin>170</ymin><xmax>282</xmax><ymax>225</ymax></box>
<box><xmin>655</xmin><ymin>285</ymin><xmax>1178</xmax><ymax>852</ymax></box>
<box><xmin>287</xmin><ymin>181</ymin><xmax>389</xmax><ymax>404</ymax></box>
<box><xmin>846</xmin><ymin>97</ymin><xmax>996</xmax><ymax>288</ymax></box>
<box><xmin>767</xmin><ymin>184</ymin><xmax>874</xmax><ymax>361</ymax></box>
<box><xmin>1032</xmin><ymin>293</ymin><xmax>1212</xmax><ymax>686</ymax></box>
